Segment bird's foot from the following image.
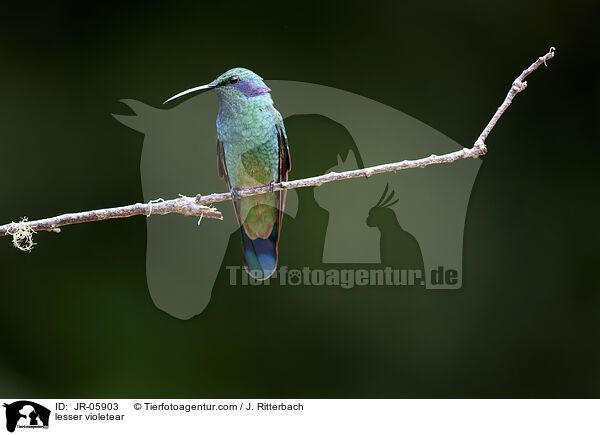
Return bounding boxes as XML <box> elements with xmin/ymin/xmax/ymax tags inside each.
<box><xmin>230</xmin><ymin>187</ymin><xmax>240</xmax><ymax>202</ymax></box>
<box><xmin>266</xmin><ymin>181</ymin><xmax>275</xmax><ymax>193</ymax></box>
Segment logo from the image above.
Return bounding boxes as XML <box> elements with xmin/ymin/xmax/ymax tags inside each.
<box><xmin>113</xmin><ymin>80</ymin><xmax>480</xmax><ymax>319</ymax></box>
<box><xmin>3</xmin><ymin>401</ymin><xmax>50</xmax><ymax>433</ymax></box>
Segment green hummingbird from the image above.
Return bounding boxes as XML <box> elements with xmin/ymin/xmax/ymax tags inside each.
<box><xmin>164</xmin><ymin>68</ymin><xmax>291</xmax><ymax>280</ymax></box>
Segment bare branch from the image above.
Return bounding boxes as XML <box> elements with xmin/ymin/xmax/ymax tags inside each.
<box><xmin>474</xmin><ymin>46</ymin><xmax>555</xmax><ymax>149</ymax></box>
<box><xmin>194</xmin><ymin>47</ymin><xmax>556</xmax><ymax>205</ymax></box>
<box><xmin>0</xmin><ymin>47</ymin><xmax>556</xmax><ymax>250</ymax></box>
<box><xmin>195</xmin><ymin>145</ymin><xmax>484</xmax><ymax>205</ymax></box>
<box><xmin>0</xmin><ymin>196</ymin><xmax>222</xmax><ymax>238</ymax></box>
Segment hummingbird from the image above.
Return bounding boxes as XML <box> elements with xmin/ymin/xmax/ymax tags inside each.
<box><xmin>164</xmin><ymin>68</ymin><xmax>291</xmax><ymax>280</ymax></box>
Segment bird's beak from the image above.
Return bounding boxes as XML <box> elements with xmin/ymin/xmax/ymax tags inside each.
<box><xmin>163</xmin><ymin>83</ymin><xmax>216</xmax><ymax>104</ymax></box>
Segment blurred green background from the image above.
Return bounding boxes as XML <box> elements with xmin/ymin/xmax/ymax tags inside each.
<box><xmin>0</xmin><ymin>0</ymin><xmax>598</xmax><ymax>398</ymax></box>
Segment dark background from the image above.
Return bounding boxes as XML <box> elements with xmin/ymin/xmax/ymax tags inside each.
<box><xmin>0</xmin><ymin>0</ymin><xmax>598</xmax><ymax>397</ymax></box>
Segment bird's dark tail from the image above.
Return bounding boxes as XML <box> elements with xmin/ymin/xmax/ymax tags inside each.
<box><xmin>241</xmin><ymin>223</ymin><xmax>278</xmax><ymax>280</ymax></box>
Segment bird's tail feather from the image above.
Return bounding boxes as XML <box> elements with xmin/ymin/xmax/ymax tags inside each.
<box><xmin>241</xmin><ymin>223</ymin><xmax>278</xmax><ymax>280</ymax></box>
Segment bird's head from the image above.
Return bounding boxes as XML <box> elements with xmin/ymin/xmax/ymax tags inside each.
<box><xmin>164</xmin><ymin>67</ymin><xmax>271</xmax><ymax>105</ymax></box>
<box><xmin>366</xmin><ymin>184</ymin><xmax>399</xmax><ymax>228</ymax></box>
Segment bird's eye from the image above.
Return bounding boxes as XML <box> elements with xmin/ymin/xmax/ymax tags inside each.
<box><xmin>228</xmin><ymin>76</ymin><xmax>240</xmax><ymax>84</ymax></box>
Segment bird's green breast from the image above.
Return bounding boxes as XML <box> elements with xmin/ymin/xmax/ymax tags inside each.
<box><xmin>216</xmin><ymin>94</ymin><xmax>280</xmax><ymax>189</ymax></box>
<box><xmin>216</xmin><ymin>93</ymin><xmax>281</xmax><ymax>239</ymax></box>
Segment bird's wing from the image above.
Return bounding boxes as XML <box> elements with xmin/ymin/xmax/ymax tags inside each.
<box><xmin>217</xmin><ymin>139</ymin><xmax>243</xmax><ymax>228</ymax></box>
<box><xmin>277</xmin><ymin>123</ymin><xmax>291</xmax><ymax>179</ymax></box>
<box><xmin>276</xmin><ymin>122</ymin><xmax>291</xmax><ymax>240</ymax></box>
<box><xmin>217</xmin><ymin>139</ymin><xmax>228</xmax><ymax>181</ymax></box>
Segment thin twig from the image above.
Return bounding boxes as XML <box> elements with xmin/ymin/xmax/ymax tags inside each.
<box><xmin>474</xmin><ymin>46</ymin><xmax>556</xmax><ymax>149</ymax></box>
<box><xmin>0</xmin><ymin>196</ymin><xmax>221</xmax><ymax>237</ymax></box>
<box><xmin>0</xmin><ymin>47</ymin><xmax>556</xmax><ymax>249</ymax></box>
<box><xmin>195</xmin><ymin>47</ymin><xmax>555</xmax><ymax>205</ymax></box>
<box><xmin>195</xmin><ymin>145</ymin><xmax>483</xmax><ymax>205</ymax></box>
